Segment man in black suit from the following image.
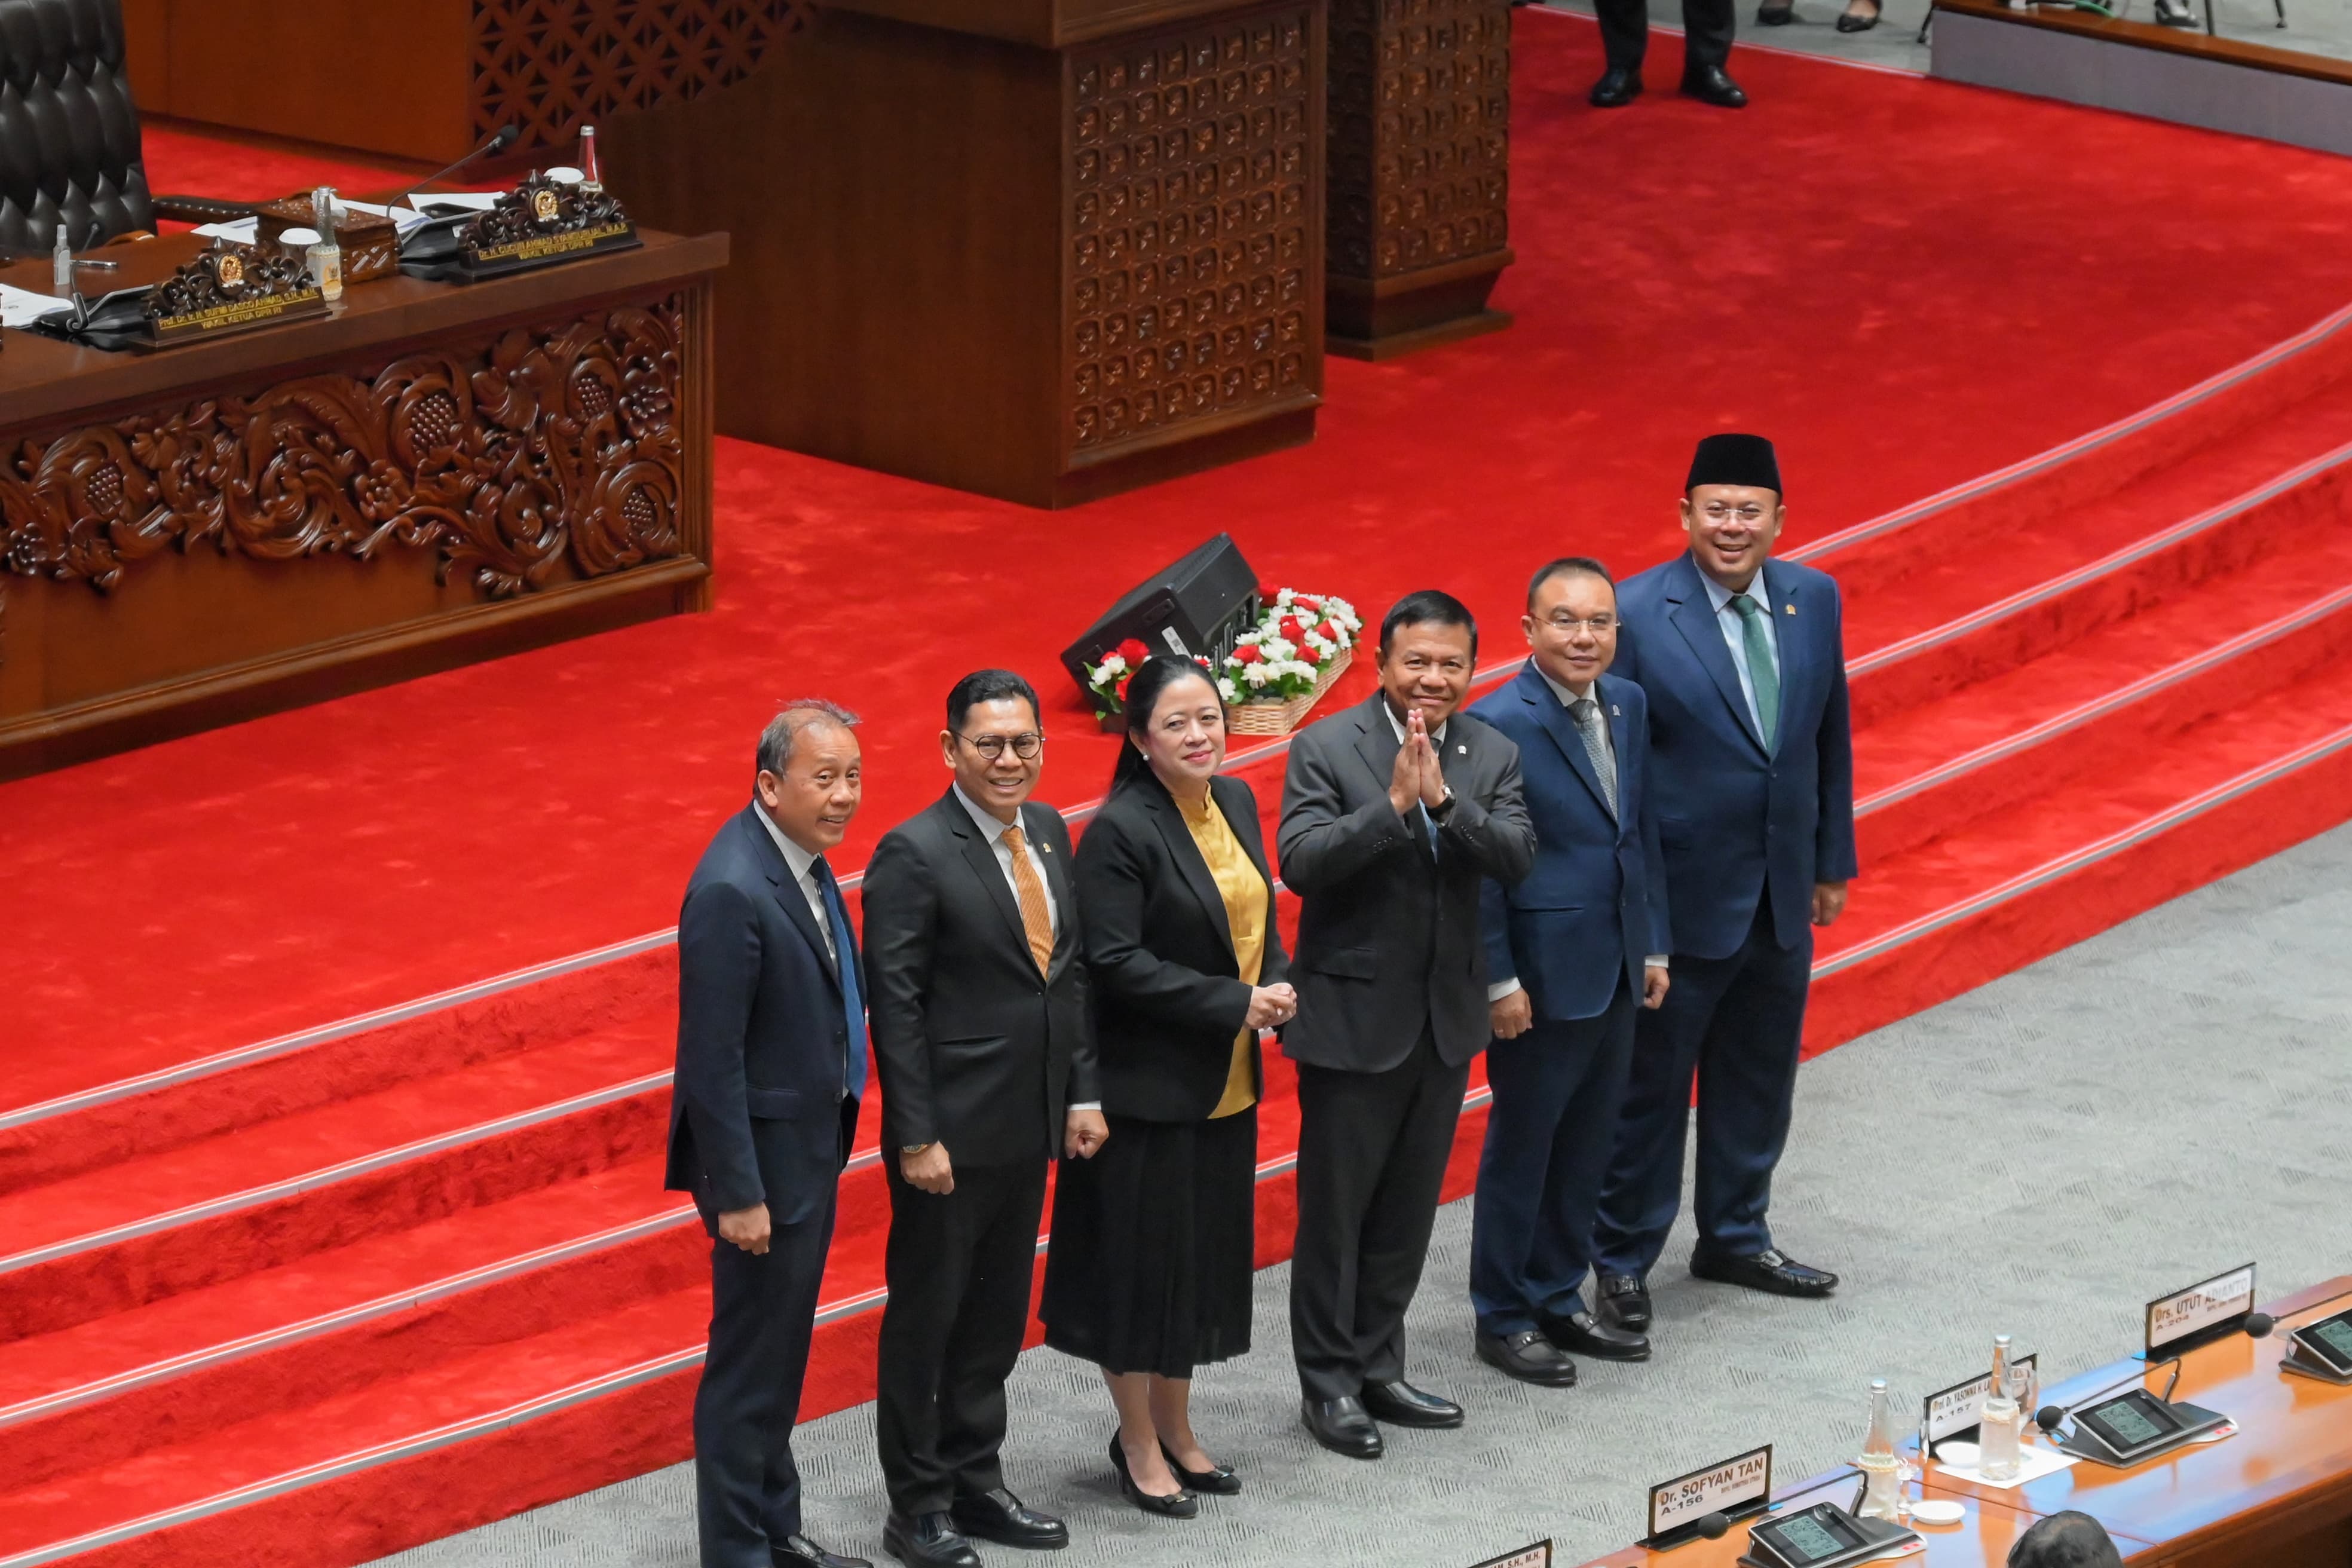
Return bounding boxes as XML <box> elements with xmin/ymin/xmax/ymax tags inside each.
<box><xmin>1279</xmin><ymin>592</ymin><xmax>1538</xmax><ymax>1459</ymax></box>
<box><xmin>668</xmin><ymin>702</ymin><xmax>874</xmax><ymax>1568</ymax></box>
<box><xmin>862</xmin><ymin>670</ymin><xmax>1108</xmax><ymax>1568</ymax></box>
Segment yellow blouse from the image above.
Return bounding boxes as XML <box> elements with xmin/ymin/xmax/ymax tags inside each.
<box><xmin>1177</xmin><ymin>790</ymin><xmax>1266</xmax><ymax>1118</ymax></box>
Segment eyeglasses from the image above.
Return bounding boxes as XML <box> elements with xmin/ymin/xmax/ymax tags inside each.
<box><xmin>1542</xmin><ymin>614</ymin><xmax>1618</xmax><ymax>634</ymax></box>
<box><xmin>1698</xmin><ymin>503</ymin><xmax>1768</xmax><ymax>523</ymax></box>
<box><xmin>957</xmin><ymin>731</ymin><xmax>1044</xmax><ymax>761</ymax></box>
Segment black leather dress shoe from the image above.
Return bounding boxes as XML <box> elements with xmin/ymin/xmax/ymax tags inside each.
<box><xmin>1361</xmin><ymin>1379</ymin><xmax>1465</xmax><ymax>1429</ymax></box>
<box><xmin>1302</xmin><ymin>1396</ymin><xmax>1384</xmax><ymax>1459</ymax></box>
<box><xmin>1679</xmin><ymin>65</ymin><xmax>1748</xmax><ymax>107</ymax></box>
<box><xmin>1476</xmin><ymin>1328</ymin><xmax>1578</xmax><ymax>1387</ymax></box>
<box><xmin>1539</xmin><ymin>1308</ymin><xmax>1652</xmax><ymax>1362</ymax></box>
<box><xmin>1588</xmin><ymin>66</ymin><xmax>1643</xmax><ymax>108</ymax></box>
<box><xmin>1756</xmin><ymin>3</ymin><xmax>1796</xmax><ymax>20</ymax></box>
<box><xmin>1598</xmin><ymin>1272</ymin><xmax>1652</xmax><ymax>1331</ymax></box>
<box><xmin>1162</xmin><ymin>1442</ymin><xmax>1241</xmax><ymax>1495</ymax></box>
<box><xmin>1690</xmin><ymin>1246</ymin><xmax>1839</xmax><ymax>1298</ymax></box>
<box><xmin>950</xmin><ymin>1489</ymin><xmax>1068</xmax><ymax>1550</ymax></box>
<box><xmin>1110</xmin><ymin>1436</ymin><xmax>1198</xmax><ymax>1518</ymax></box>
<box><xmin>776</xmin><ymin>1535</ymin><xmax>874</xmax><ymax>1568</ymax></box>
<box><xmin>883</xmin><ymin>1513</ymin><xmax>980</xmax><ymax>1568</ymax></box>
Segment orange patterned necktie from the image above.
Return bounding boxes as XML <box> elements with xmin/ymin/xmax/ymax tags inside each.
<box><xmin>999</xmin><ymin>822</ymin><xmax>1056</xmax><ymax>976</ymax></box>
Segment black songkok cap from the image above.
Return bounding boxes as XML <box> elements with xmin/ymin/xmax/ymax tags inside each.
<box><xmin>1686</xmin><ymin>433</ymin><xmax>1783</xmax><ymax>496</ymax></box>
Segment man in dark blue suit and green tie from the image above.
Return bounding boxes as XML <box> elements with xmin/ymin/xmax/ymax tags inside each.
<box><xmin>1591</xmin><ymin>434</ymin><xmax>1858</xmax><ymax>1331</ymax></box>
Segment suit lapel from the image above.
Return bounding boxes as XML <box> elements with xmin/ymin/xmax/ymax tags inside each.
<box><xmin>1027</xmin><ymin>803</ymin><xmax>1081</xmax><ymax>979</ymax></box>
<box><xmin>1520</xmin><ymin>665</ymin><xmax>1615</xmax><ymax>823</ymax></box>
<box><xmin>1762</xmin><ymin>559</ymin><xmax>1806</xmax><ymax>748</ymax></box>
<box><xmin>742</xmin><ymin>806</ymin><xmax>842</xmax><ymax>993</ymax></box>
<box><xmin>1146</xmin><ymin>784</ymin><xmax>1235</xmax><ymax>953</ymax></box>
<box><xmin>1664</xmin><ymin>554</ymin><xmax>1769</xmax><ymax>757</ymax></box>
<box><xmin>1601</xmin><ymin>677</ymin><xmax>1636</xmax><ymax>842</ymax></box>
<box><xmin>942</xmin><ymin>791</ymin><xmax>1031</xmax><ymax>963</ymax></box>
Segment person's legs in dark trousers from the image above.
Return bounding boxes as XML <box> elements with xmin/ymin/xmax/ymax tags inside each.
<box><xmin>694</xmin><ymin>1198</ymin><xmax>836</xmax><ymax>1568</ymax></box>
<box><xmin>876</xmin><ymin>1157</ymin><xmax>989</xmax><ymax>1518</ymax></box>
<box><xmin>1591</xmin><ymin>940</ymin><xmax>1744</xmax><ymax>1280</ymax></box>
<box><xmin>1291</xmin><ymin>1025</ymin><xmax>1466</xmax><ymax>1399</ymax></box>
<box><xmin>1354</xmin><ymin>1033</ymin><xmax>1472</xmax><ymax>1388</ymax></box>
<box><xmin>1680</xmin><ymin>0</ymin><xmax>1737</xmax><ymax>72</ymax></box>
<box><xmin>1589</xmin><ymin>0</ymin><xmax>1651</xmax><ymax>71</ymax></box>
<box><xmin>936</xmin><ymin>1159</ymin><xmax>1050</xmax><ymax>1502</ymax></box>
<box><xmin>1521</xmin><ymin>982</ymin><xmax>1638</xmax><ymax>1321</ymax></box>
<box><xmin>1471</xmin><ymin>1024</ymin><xmax>1579</xmax><ymax>1337</ymax></box>
<box><xmin>1692</xmin><ymin>916</ymin><xmax>1811</xmax><ymax>1258</ymax></box>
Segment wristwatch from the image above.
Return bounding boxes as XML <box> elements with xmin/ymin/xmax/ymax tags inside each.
<box><xmin>1428</xmin><ymin>785</ymin><xmax>1458</xmax><ymax>819</ymax></box>
<box><xmin>900</xmin><ymin>1143</ymin><xmax>935</xmax><ymax>1156</ymax></box>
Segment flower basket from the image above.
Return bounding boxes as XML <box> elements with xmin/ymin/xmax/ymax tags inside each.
<box><xmin>1229</xmin><ymin>647</ymin><xmax>1351</xmax><ymax>735</ymax></box>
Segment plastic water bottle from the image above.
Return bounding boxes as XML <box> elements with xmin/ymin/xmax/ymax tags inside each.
<box><xmin>1981</xmin><ymin>1335</ymin><xmax>2025</xmax><ymax>1480</ymax></box>
<box><xmin>1858</xmin><ymin>1378</ymin><xmax>1904</xmax><ymax>1520</ymax></box>
<box><xmin>51</xmin><ymin>223</ymin><xmax>72</xmax><ymax>293</ymax></box>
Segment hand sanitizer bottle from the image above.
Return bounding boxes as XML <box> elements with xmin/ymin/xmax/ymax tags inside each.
<box><xmin>1858</xmin><ymin>1378</ymin><xmax>1903</xmax><ymax>1520</ymax></box>
<box><xmin>1980</xmin><ymin>1335</ymin><xmax>2025</xmax><ymax>1480</ymax></box>
<box><xmin>51</xmin><ymin>223</ymin><xmax>73</xmax><ymax>293</ymax></box>
<box><xmin>309</xmin><ymin>185</ymin><xmax>344</xmax><ymax>302</ymax></box>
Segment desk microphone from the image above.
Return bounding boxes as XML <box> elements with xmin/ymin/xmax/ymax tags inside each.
<box><xmin>1696</xmin><ymin>1513</ymin><xmax>1731</xmax><ymax>1539</ymax></box>
<box><xmin>2034</xmin><ymin>1355</ymin><xmax>2183</xmax><ymax>1435</ymax></box>
<box><xmin>394</xmin><ymin>123</ymin><xmax>520</xmax><ymax>218</ymax></box>
<box><xmin>2246</xmin><ymin>1284</ymin><xmax>2352</xmax><ymax>1342</ymax></box>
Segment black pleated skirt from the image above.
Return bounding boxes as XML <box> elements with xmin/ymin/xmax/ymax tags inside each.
<box><xmin>1040</xmin><ymin>1105</ymin><xmax>1257</xmax><ymax>1379</ymax></box>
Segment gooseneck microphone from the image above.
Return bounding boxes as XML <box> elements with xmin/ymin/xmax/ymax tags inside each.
<box><xmin>393</xmin><ymin>124</ymin><xmax>521</xmax><ymax>219</ymax></box>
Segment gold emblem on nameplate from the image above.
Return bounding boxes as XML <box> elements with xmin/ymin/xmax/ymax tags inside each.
<box><xmin>531</xmin><ymin>187</ymin><xmax>561</xmax><ymax>222</ymax></box>
<box><xmin>215</xmin><ymin>252</ymin><xmax>246</xmax><ymax>288</ymax></box>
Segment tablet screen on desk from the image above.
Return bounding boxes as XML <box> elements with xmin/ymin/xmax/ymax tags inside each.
<box><xmin>2309</xmin><ymin>1315</ymin><xmax>2352</xmax><ymax>1367</ymax></box>
<box><xmin>2080</xmin><ymin>1390</ymin><xmax>2179</xmax><ymax>1450</ymax></box>
<box><xmin>1774</xmin><ymin>1514</ymin><xmax>1847</xmax><ymax>1561</ymax></box>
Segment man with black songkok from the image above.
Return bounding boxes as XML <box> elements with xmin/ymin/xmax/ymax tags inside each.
<box><xmin>1588</xmin><ymin>434</ymin><xmax>1856</xmax><ymax>1337</ymax></box>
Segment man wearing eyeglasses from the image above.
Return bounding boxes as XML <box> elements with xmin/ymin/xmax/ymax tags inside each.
<box><xmin>862</xmin><ymin>669</ymin><xmax>1107</xmax><ymax>1568</ymax></box>
<box><xmin>1589</xmin><ymin>433</ymin><xmax>1857</xmax><ymax>1337</ymax></box>
<box><xmin>1464</xmin><ymin>558</ymin><xmax>1668</xmax><ymax>1388</ymax></box>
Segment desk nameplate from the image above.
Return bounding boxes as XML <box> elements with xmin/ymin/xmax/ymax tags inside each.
<box><xmin>2147</xmin><ymin>1264</ymin><xmax>2256</xmax><ymax>1356</ymax></box>
<box><xmin>1645</xmin><ymin>1444</ymin><xmax>1772</xmax><ymax>1549</ymax></box>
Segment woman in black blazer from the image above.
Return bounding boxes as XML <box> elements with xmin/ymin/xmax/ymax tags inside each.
<box><xmin>1041</xmin><ymin>654</ymin><xmax>1296</xmax><ymax>1517</ymax></box>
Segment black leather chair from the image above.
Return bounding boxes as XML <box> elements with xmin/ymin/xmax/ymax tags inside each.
<box><xmin>0</xmin><ymin>0</ymin><xmax>230</xmax><ymax>259</ymax></box>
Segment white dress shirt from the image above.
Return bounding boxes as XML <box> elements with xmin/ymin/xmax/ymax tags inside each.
<box><xmin>1488</xmin><ymin>669</ymin><xmax>1667</xmax><ymax>1004</ymax></box>
<box><xmin>951</xmin><ymin>783</ymin><xmax>1094</xmax><ymax>1111</ymax></box>
<box><xmin>1698</xmin><ymin>562</ymin><xmax>1781</xmax><ymax>738</ymax></box>
<box><xmin>753</xmin><ymin>804</ymin><xmax>837</xmax><ymax>966</ymax></box>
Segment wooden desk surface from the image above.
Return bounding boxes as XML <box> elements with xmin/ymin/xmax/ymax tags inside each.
<box><xmin>1921</xmin><ymin>1278</ymin><xmax>2352</xmax><ymax>1566</ymax></box>
<box><xmin>0</xmin><ymin>229</ymin><xmax>729</xmax><ymax>430</ymax></box>
<box><xmin>1573</xmin><ymin>1471</ymin><xmax>2060</xmax><ymax>1567</ymax></box>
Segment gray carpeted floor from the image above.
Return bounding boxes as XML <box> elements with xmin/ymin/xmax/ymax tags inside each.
<box><xmin>375</xmin><ymin>820</ymin><xmax>2352</xmax><ymax>1568</ymax></box>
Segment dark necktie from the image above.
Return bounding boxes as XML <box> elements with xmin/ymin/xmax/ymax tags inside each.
<box><xmin>1569</xmin><ymin>697</ymin><xmax>1619</xmax><ymax>819</ymax></box>
<box><xmin>811</xmin><ymin>856</ymin><xmax>869</xmax><ymax>1101</ymax></box>
<box><xmin>1730</xmin><ymin>592</ymin><xmax>1781</xmax><ymax>749</ymax></box>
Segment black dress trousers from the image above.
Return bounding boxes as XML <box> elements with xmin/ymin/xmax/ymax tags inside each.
<box><xmin>1288</xmin><ymin>1022</ymin><xmax>1470</xmax><ymax>1402</ymax></box>
<box><xmin>1591</xmin><ymin>0</ymin><xmax>1736</xmax><ymax>74</ymax></box>
<box><xmin>874</xmin><ymin>1155</ymin><xmax>1051</xmax><ymax>1518</ymax></box>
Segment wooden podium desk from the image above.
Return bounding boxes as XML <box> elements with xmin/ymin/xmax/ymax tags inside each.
<box><xmin>0</xmin><ymin>229</ymin><xmax>725</xmax><ymax>780</ymax></box>
<box><xmin>1921</xmin><ymin>1276</ymin><xmax>2352</xmax><ymax>1568</ymax></box>
<box><xmin>602</xmin><ymin>0</ymin><xmax>1327</xmax><ymax>508</ymax></box>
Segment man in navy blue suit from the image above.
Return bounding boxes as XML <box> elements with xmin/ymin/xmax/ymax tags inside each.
<box><xmin>668</xmin><ymin>702</ymin><xmax>873</xmax><ymax>1568</ymax></box>
<box><xmin>1468</xmin><ymin>558</ymin><xmax>1673</xmax><ymax>1387</ymax></box>
<box><xmin>1591</xmin><ymin>434</ymin><xmax>1857</xmax><ymax>1331</ymax></box>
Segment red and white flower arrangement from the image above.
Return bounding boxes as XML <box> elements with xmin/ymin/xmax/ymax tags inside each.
<box><xmin>1083</xmin><ymin>637</ymin><xmax>1154</xmax><ymax>716</ymax></box>
<box><xmin>1219</xmin><ymin>587</ymin><xmax>1361</xmax><ymax>705</ymax></box>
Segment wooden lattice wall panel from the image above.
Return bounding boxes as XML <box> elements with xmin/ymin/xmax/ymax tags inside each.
<box><xmin>470</xmin><ymin>0</ymin><xmax>817</xmax><ymax>149</ymax></box>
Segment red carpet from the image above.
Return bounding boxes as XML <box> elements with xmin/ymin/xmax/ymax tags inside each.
<box><xmin>9</xmin><ymin>14</ymin><xmax>2352</xmax><ymax>1567</ymax></box>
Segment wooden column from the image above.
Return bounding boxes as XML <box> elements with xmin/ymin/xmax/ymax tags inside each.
<box><xmin>1324</xmin><ymin>0</ymin><xmax>1513</xmax><ymax>360</ymax></box>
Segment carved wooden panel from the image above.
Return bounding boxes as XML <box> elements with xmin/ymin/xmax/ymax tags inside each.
<box><xmin>0</xmin><ymin>301</ymin><xmax>689</xmax><ymax>635</ymax></box>
<box><xmin>469</xmin><ymin>0</ymin><xmax>817</xmax><ymax>150</ymax></box>
<box><xmin>1065</xmin><ymin>5</ymin><xmax>1322</xmax><ymax>461</ymax></box>
<box><xmin>1327</xmin><ymin>0</ymin><xmax>1509</xmax><ymax>281</ymax></box>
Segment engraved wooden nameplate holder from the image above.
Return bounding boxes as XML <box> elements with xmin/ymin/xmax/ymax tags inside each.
<box><xmin>402</xmin><ymin>175</ymin><xmax>644</xmax><ymax>284</ymax></box>
<box><xmin>141</xmin><ymin>241</ymin><xmax>330</xmax><ymax>350</ymax></box>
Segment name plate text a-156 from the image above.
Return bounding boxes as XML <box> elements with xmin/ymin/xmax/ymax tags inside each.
<box><xmin>2147</xmin><ymin>1264</ymin><xmax>2256</xmax><ymax>1356</ymax></box>
<box><xmin>1645</xmin><ymin>1444</ymin><xmax>1773</xmax><ymax>1548</ymax></box>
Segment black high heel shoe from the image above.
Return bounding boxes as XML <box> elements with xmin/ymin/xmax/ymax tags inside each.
<box><xmin>1835</xmin><ymin>0</ymin><xmax>1881</xmax><ymax>29</ymax></box>
<box><xmin>1160</xmin><ymin>1441</ymin><xmax>1242</xmax><ymax>1496</ymax></box>
<box><xmin>1110</xmin><ymin>1436</ymin><xmax>1198</xmax><ymax>1518</ymax></box>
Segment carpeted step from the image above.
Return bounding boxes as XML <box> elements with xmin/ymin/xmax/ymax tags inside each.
<box><xmin>1809</xmin><ymin>656</ymin><xmax>2352</xmax><ymax>1052</ymax></box>
<box><xmin>1854</xmin><ymin>555</ymin><xmax>2352</xmax><ymax>862</ymax></box>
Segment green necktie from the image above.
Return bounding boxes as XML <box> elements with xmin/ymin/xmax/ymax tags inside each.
<box><xmin>1731</xmin><ymin>593</ymin><xmax>1780</xmax><ymax>749</ymax></box>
